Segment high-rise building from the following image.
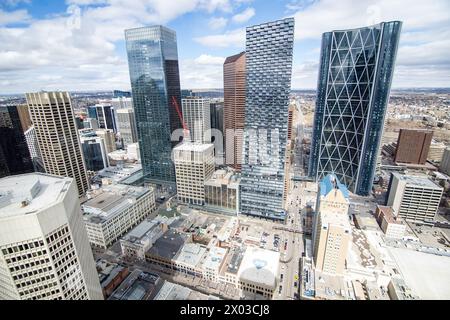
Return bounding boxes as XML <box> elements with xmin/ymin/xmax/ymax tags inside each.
<box><xmin>87</xmin><ymin>106</ymin><xmax>98</xmax><ymax>119</ymax></box>
<box><xmin>116</xmin><ymin>108</ymin><xmax>138</xmax><ymax>147</ymax></box>
<box><xmin>182</xmin><ymin>97</ymin><xmax>211</xmax><ymax>143</ymax></box>
<box><xmin>83</xmin><ymin>118</ymin><xmax>99</xmax><ymax>130</ymax></box>
<box><xmin>95</xmin><ymin>103</ymin><xmax>117</xmax><ymax>132</ymax></box>
<box><xmin>173</xmin><ymin>143</ymin><xmax>214</xmax><ymax>205</ymax></box>
<box><xmin>125</xmin><ymin>25</ymin><xmax>182</xmax><ymax>185</ymax></box>
<box><xmin>223</xmin><ymin>52</ymin><xmax>246</xmax><ymax>171</ymax></box>
<box><xmin>113</xmin><ymin>90</ymin><xmax>132</xmax><ymax>98</ymax></box>
<box><xmin>25</xmin><ymin>91</ymin><xmax>89</xmax><ymax>196</ymax></box>
<box><xmin>313</xmin><ymin>174</ymin><xmax>351</xmax><ymax>275</ymax></box>
<box><xmin>240</xmin><ymin>18</ymin><xmax>295</xmax><ymax>221</ymax></box>
<box><xmin>309</xmin><ymin>21</ymin><xmax>402</xmax><ymax>196</ymax></box>
<box><xmin>96</xmin><ymin>129</ymin><xmax>116</xmax><ymax>155</ymax></box>
<box><xmin>394</xmin><ymin>129</ymin><xmax>433</xmax><ymax>164</ymax></box>
<box><xmin>16</xmin><ymin>104</ymin><xmax>32</xmax><ymax>132</ymax></box>
<box><xmin>386</xmin><ymin>172</ymin><xmax>443</xmax><ymax>224</ymax></box>
<box><xmin>440</xmin><ymin>148</ymin><xmax>450</xmax><ymax>175</ymax></box>
<box><xmin>80</xmin><ymin>136</ymin><xmax>109</xmax><ymax>172</ymax></box>
<box><xmin>24</xmin><ymin>126</ymin><xmax>44</xmax><ymax>172</ymax></box>
<box><xmin>0</xmin><ymin>105</ymin><xmax>34</xmax><ymax>178</ymax></box>
<box><xmin>0</xmin><ymin>173</ymin><xmax>103</xmax><ymax>300</ymax></box>
<box><xmin>428</xmin><ymin>141</ymin><xmax>447</xmax><ymax>163</ymax></box>
<box><xmin>210</xmin><ymin>100</ymin><xmax>224</xmax><ymax>160</ymax></box>
<box><xmin>111</xmin><ymin>97</ymin><xmax>133</xmax><ymax>110</ymax></box>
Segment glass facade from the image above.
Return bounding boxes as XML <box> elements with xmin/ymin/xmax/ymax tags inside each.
<box><xmin>0</xmin><ymin>105</ymin><xmax>33</xmax><ymax>178</ymax></box>
<box><xmin>81</xmin><ymin>138</ymin><xmax>107</xmax><ymax>172</ymax></box>
<box><xmin>309</xmin><ymin>21</ymin><xmax>402</xmax><ymax>196</ymax></box>
<box><xmin>239</xmin><ymin>18</ymin><xmax>295</xmax><ymax>221</ymax></box>
<box><xmin>125</xmin><ymin>25</ymin><xmax>182</xmax><ymax>184</ymax></box>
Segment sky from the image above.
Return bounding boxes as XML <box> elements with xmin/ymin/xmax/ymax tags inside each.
<box><xmin>0</xmin><ymin>0</ymin><xmax>449</xmax><ymax>94</ymax></box>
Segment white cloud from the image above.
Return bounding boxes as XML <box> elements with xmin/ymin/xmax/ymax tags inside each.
<box><xmin>231</xmin><ymin>7</ymin><xmax>255</xmax><ymax>23</ymax></box>
<box><xmin>180</xmin><ymin>54</ymin><xmax>225</xmax><ymax>89</ymax></box>
<box><xmin>0</xmin><ymin>9</ymin><xmax>30</xmax><ymax>26</ymax></box>
<box><xmin>208</xmin><ymin>17</ymin><xmax>227</xmax><ymax>30</ymax></box>
<box><xmin>194</xmin><ymin>28</ymin><xmax>245</xmax><ymax>48</ymax></box>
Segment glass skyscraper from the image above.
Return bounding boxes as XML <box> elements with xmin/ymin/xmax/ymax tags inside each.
<box><xmin>0</xmin><ymin>105</ymin><xmax>34</xmax><ymax>178</ymax></box>
<box><xmin>240</xmin><ymin>18</ymin><xmax>295</xmax><ymax>221</ymax></box>
<box><xmin>125</xmin><ymin>25</ymin><xmax>182</xmax><ymax>184</ymax></box>
<box><xmin>309</xmin><ymin>21</ymin><xmax>402</xmax><ymax>196</ymax></box>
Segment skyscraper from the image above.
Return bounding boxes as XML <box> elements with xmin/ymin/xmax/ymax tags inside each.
<box><xmin>223</xmin><ymin>52</ymin><xmax>246</xmax><ymax>171</ymax></box>
<box><xmin>116</xmin><ymin>108</ymin><xmax>138</xmax><ymax>147</ymax></box>
<box><xmin>0</xmin><ymin>105</ymin><xmax>34</xmax><ymax>178</ymax></box>
<box><xmin>313</xmin><ymin>175</ymin><xmax>351</xmax><ymax>275</ymax></box>
<box><xmin>25</xmin><ymin>91</ymin><xmax>89</xmax><ymax>196</ymax></box>
<box><xmin>309</xmin><ymin>21</ymin><xmax>402</xmax><ymax>196</ymax></box>
<box><xmin>394</xmin><ymin>129</ymin><xmax>433</xmax><ymax>165</ymax></box>
<box><xmin>80</xmin><ymin>136</ymin><xmax>109</xmax><ymax>172</ymax></box>
<box><xmin>0</xmin><ymin>173</ymin><xmax>103</xmax><ymax>300</ymax></box>
<box><xmin>24</xmin><ymin>126</ymin><xmax>45</xmax><ymax>172</ymax></box>
<box><xmin>239</xmin><ymin>18</ymin><xmax>295</xmax><ymax>221</ymax></box>
<box><xmin>182</xmin><ymin>97</ymin><xmax>211</xmax><ymax>143</ymax></box>
<box><xmin>125</xmin><ymin>25</ymin><xmax>182</xmax><ymax>185</ymax></box>
<box><xmin>95</xmin><ymin>103</ymin><xmax>117</xmax><ymax>132</ymax></box>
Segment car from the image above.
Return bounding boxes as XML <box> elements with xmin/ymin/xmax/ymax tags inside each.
<box><xmin>278</xmin><ymin>286</ymin><xmax>282</xmax><ymax>294</ymax></box>
<box><xmin>294</xmin><ymin>282</ymin><xmax>298</xmax><ymax>287</ymax></box>
<box><xmin>280</xmin><ymin>274</ymin><xmax>284</xmax><ymax>280</ymax></box>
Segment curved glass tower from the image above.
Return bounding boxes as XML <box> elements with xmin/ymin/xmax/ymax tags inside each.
<box><xmin>309</xmin><ymin>21</ymin><xmax>402</xmax><ymax>196</ymax></box>
<box><xmin>125</xmin><ymin>26</ymin><xmax>182</xmax><ymax>185</ymax></box>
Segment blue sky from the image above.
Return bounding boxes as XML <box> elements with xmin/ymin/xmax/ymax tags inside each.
<box><xmin>0</xmin><ymin>0</ymin><xmax>449</xmax><ymax>94</ymax></box>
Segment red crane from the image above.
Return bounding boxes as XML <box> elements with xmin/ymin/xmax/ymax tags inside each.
<box><xmin>171</xmin><ymin>96</ymin><xmax>190</xmax><ymax>139</ymax></box>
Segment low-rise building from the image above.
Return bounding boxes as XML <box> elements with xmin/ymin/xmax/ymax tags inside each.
<box><xmin>202</xmin><ymin>246</ymin><xmax>228</xmax><ymax>283</ymax></box>
<box><xmin>386</xmin><ymin>172</ymin><xmax>443</xmax><ymax>224</ymax></box>
<box><xmin>375</xmin><ymin>206</ymin><xmax>406</xmax><ymax>239</ymax></box>
<box><xmin>237</xmin><ymin>247</ymin><xmax>280</xmax><ymax>299</ymax></box>
<box><xmin>108</xmin><ymin>269</ymin><xmax>163</xmax><ymax>300</ymax></box>
<box><xmin>120</xmin><ymin>216</ymin><xmax>174</xmax><ymax>260</ymax></box>
<box><xmin>82</xmin><ymin>184</ymin><xmax>156</xmax><ymax>248</ymax></box>
<box><xmin>204</xmin><ymin>168</ymin><xmax>240</xmax><ymax>215</ymax></box>
<box><xmin>97</xmin><ymin>259</ymin><xmax>129</xmax><ymax>298</ymax></box>
<box><xmin>173</xmin><ymin>243</ymin><xmax>207</xmax><ymax>277</ymax></box>
<box><xmin>145</xmin><ymin>229</ymin><xmax>189</xmax><ymax>269</ymax></box>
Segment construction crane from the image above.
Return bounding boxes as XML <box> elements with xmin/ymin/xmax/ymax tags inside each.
<box><xmin>171</xmin><ymin>96</ymin><xmax>190</xmax><ymax>140</ymax></box>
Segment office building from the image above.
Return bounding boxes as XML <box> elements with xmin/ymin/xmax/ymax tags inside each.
<box><xmin>24</xmin><ymin>126</ymin><xmax>44</xmax><ymax>172</ymax></box>
<box><xmin>0</xmin><ymin>173</ymin><xmax>103</xmax><ymax>300</ymax></box>
<box><xmin>386</xmin><ymin>172</ymin><xmax>443</xmax><ymax>224</ymax></box>
<box><xmin>83</xmin><ymin>118</ymin><xmax>99</xmax><ymax>130</ymax></box>
<box><xmin>0</xmin><ymin>105</ymin><xmax>34</xmax><ymax>178</ymax></box>
<box><xmin>80</xmin><ymin>136</ymin><xmax>109</xmax><ymax>172</ymax></box>
<box><xmin>16</xmin><ymin>104</ymin><xmax>32</xmax><ymax>132</ymax></box>
<box><xmin>116</xmin><ymin>108</ymin><xmax>138</xmax><ymax>146</ymax></box>
<box><xmin>111</xmin><ymin>97</ymin><xmax>133</xmax><ymax>111</ymax></box>
<box><xmin>237</xmin><ymin>247</ymin><xmax>280</xmax><ymax>299</ymax></box>
<box><xmin>240</xmin><ymin>18</ymin><xmax>295</xmax><ymax>221</ymax></box>
<box><xmin>82</xmin><ymin>184</ymin><xmax>156</xmax><ymax>248</ymax></box>
<box><xmin>210</xmin><ymin>100</ymin><xmax>224</xmax><ymax>160</ymax></box>
<box><xmin>428</xmin><ymin>141</ymin><xmax>447</xmax><ymax>163</ymax></box>
<box><xmin>87</xmin><ymin>106</ymin><xmax>98</xmax><ymax>119</ymax></box>
<box><xmin>96</xmin><ymin>129</ymin><xmax>116</xmax><ymax>154</ymax></box>
<box><xmin>309</xmin><ymin>21</ymin><xmax>402</xmax><ymax>196</ymax></box>
<box><xmin>313</xmin><ymin>174</ymin><xmax>351</xmax><ymax>275</ymax></box>
<box><xmin>125</xmin><ymin>25</ymin><xmax>182</xmax><ymax>185</ymax></box>
<box><xmin>95</xmin><ymin>103</ymin><xmax>117</xmax><ymax>132</ymax></box>
<box><xmin>204</xmin><ymin>168</ymin><xmax>240</xmax><ymax>215</ymax></box>
<box><xmin>182</xmin><ymin>97</ymin><xmax>211</xmax><ymax>143</ymax></box>
<box><xmin>173</xmin><ymin>143</ymin><xmax>215</xmax><ymax>205</ymax></box>
<box><xmin>113</xmin><ymin>90</ymin><xmax>131</xmax><ymax>98</ymax></box>
<box><xmin>224</xmin><ymin>52</ymin><xmax>246</xmax><ymax>171</ymax></box>
<box><xmin>440</xmin><ymin>148</ymin><xmax>450</xmax><ymax>175</ymax></box>
<box><xmin>25</xmin><ymin>92</ymin><xmax>89</xmax><ymax>196</ymax></box>
<box><xmin>394</xmin><ymin>129</ymin><xmax>433</xmax><ymax>165</ymax></box>
<box><xmin>375</xmin><ymin>206</ymin><xmax>406</xmax><ymax>239</ymax></box>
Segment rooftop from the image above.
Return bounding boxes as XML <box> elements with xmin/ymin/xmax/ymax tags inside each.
<box><xmin>392</xmin><ymin>172</ymin><xmax>443</xmax><ymax>189</ymax></box>
<box><xmin>82</xmin><ymin>183</ymin><xmax>152</xmax><ymax>224</ymax></box>
<box><xmin>319</xmin><ymin>174</ymin><xmax>349</xmax><ymax>199</ymax></box>
<box><xmin>205</xmin><ymin>169</ymin><xmax>240</xmax><ymax>188</ymax></box>
<box><xmin>146</xmin><ymin>229</ymin><xmax>187</xmax><ymax>260</ymax></box>
<box><xmin>0</xmin><ymin>173</ymin><xmax>72</xmax><ymax>218</ymax></box>
<box><xmin>174</xmin><ymin>243</ymin><xmax>207</xmax><ymax>267</ymax></box>
<box><xmin>388</xmin><ymin>247</ymin><xmax>450</xmax><ymax>300</ymax></box>
<box><xmin>173</xmin><ymin>142</ymin><xmax>214</xmax><ymax>153</ymax></box>
<box><xmin>238</xmin><ymin>247</ymin><xmax>280</xmax><ymax>288</ymax></box>
<box><xmin>108</xmin><ymin>269</ymin><xmax>162</xmax><ymax>300</ymax></box>
<box><xmin>202</xmin><ymin>246</ymin><xmax>228</xmax><ymax>271</ymax></box>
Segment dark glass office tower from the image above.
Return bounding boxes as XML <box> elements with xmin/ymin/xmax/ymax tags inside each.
<box><xmin>125</xmin><ymin>25</ymin><xmax>182</xmax><ymax>184</ymax></box>
<box><xmin>0</xmin><ymin>105</ymin><xmax>34</xmax><ymax>178</ymax></box>
<box><xmin>240</xmin><ymin>18</ymin><xmax>295</xmax><ymax>221</ymax></box>
<box><xmin>309</xmin><ymin>21</ymin><xmax>402</xmax><ymax>196</ymax></box>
